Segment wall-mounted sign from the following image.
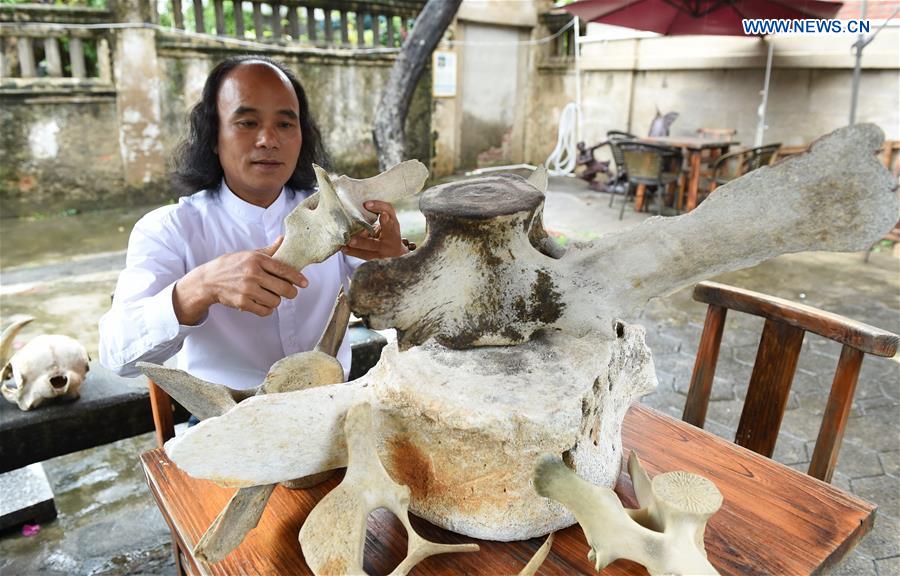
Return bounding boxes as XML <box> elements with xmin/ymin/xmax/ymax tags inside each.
<box><xmin>433</xmin><ymin>50</ymin><xmax>457</xmax><ymax>98</ymax></box>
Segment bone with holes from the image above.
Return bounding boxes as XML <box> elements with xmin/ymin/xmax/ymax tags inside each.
<box><xmin>154</xmin><ymin>124</ymin><xmax>896</xmax><ymax>546</ymax></box>
<box><xmin>532</xmin><ymin>452</ymin><xmax>722</xmax><ymax>575</ymax></box>
<box><xmin>272</xmin><ymin>160</ymin><xmax>429</xmax><ymax>270</ymax></box>
<box><xmin>1</xmin><ymin>317</ymin><xmax>91</xmax><ymax>411</ymax></box>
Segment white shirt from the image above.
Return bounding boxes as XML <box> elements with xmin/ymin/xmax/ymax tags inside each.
<box><xmin>99</xmin><ymin>181</ymin><xmax>361</xmax><ymax>390</ymax></box>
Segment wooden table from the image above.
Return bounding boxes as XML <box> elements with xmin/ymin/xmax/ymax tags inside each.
<box><xmin>642</xmin><ymin>136</ymin><xmax>739</xmax><ymax>212</ymax></box>
<box><xmin>141</xmin><ymin>404</ymin><xmax>875</xmax><ymax>575</ymax></box>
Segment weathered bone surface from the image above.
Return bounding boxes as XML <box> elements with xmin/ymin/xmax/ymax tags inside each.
<box><xmin>273</xmin><ymin>160</ymin><xmax>429</xmax><ymax>270</ymax></box>
<box><xmin>1</xmin><ymin>317</ymin><xmax>91</xmax><ymax>411</ymax></box>
<box><xmin>139</xmin><ymin>291</ymin><xmax>350</xmax><ymax>562</ymax></box>
<box><xmin>533</xmin><ymin>452</ymin><xmax>722</xmax><ymax>575</ymax></box>
<box><xmin>164</xmin><ymin>325</ymin><xmax>656</xmax><ymax>540</ymax></box>
<box><xmin>351</xmin><ymin>124</ymin><xmax>898</xmax><ymax>349</ymax></box>
<box><xmin>299</xmin><ymin>403</ymin><xmax>479</xmax><ymax>575</ymax></box>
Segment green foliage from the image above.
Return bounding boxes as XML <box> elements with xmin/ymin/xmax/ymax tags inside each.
<box><xmin>0</xmin><ymin>0</ymin><xmax>108</xmax><ymax>6</ymax></box>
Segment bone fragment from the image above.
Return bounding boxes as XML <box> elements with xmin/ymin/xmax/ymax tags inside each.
<box><xmin>166</xmin><ymin>380</ymin><xmax>371</xmax><ymax>487</ymax></box>
<box><xmin>350</xmin><ymin>124</ymin><xmax>898</xmax><ymax>349</ymax></box>
<box><xmin>518</xmin><ymin>532</ymin><xmax>554</xmax><ymax>576</ymax></box>
<box><xmin>533</xmin><ymin>452</ymin><xmax>722</xmax><ymax>575</ymax></box>
<box><xmin>313</xmin><ymin>288</ymin><xmax>351</xmax><ymax>358</ymax></box>
<box><xmin>142</xmin><ymin>289</ymin><xmax>352</xmax><ymax>562</ymax></box>
<box><xmin>195</xmin><ymin>483</ymin><xmax>276</xmax><ymax>564</ymax></box>
<box><xmin>137</xmin><ymin>363</ymin><xmax>239</xmax><ymax>419</ymax></box>
<box><xmin>273</xmin><ymin>161</ymin><xmax>428</xmax><ymax>271</ymax></box>
<box><xmin>299</xmin><ymin>403</ymin><xmax>479</xmax><ymax>576</ymax></box>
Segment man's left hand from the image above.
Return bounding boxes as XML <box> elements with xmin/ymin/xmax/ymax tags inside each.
<box><xmin>341</xmin><ymin>200</ymin><xmax>409</xmax><ymax>260</ymax></box>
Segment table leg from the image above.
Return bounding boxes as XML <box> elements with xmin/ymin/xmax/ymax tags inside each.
<box><xmin>635</xmin><ymin>183</ymin><xmax>646</xmax><ymax>212</ymax></box>
<box><xmin>687</xmin><ymin>152</ymin><xmax>701</xmax><ymax>211</ymax></box>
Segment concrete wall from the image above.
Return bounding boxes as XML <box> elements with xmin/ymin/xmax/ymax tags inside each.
<box><xmin>1</xmin><ymin>5</ymin><xmax>431</xmax><ymax>218</ymax></box>
<box><xmin>155</xmin><ymin>43</ymin><xmax>432</xmax><ymax>180</ymax></box>
<box><xmin>0</xmin><ymin>93</ymin><xmax>128</xmax><ymax>217</ymax></box>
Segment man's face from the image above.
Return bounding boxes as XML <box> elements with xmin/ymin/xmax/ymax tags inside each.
<box><xmin>216</xmin><ymin>62</ymin><xmax>303</xmax><ymax>206</ymax></box>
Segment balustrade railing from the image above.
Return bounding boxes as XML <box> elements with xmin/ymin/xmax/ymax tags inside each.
<box><xmin>1</xmin><ymin>5</ymin><xmax>112</xmax><ymax>84</ymax></box>
<box><xmin>163</xmin><ymin>0</ymin><xmax>425</xmax><ymax>48</ymax></box>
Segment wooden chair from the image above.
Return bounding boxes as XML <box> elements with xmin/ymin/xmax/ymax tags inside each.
<box><xmin>615</xmin><ymin>141</ymin><xmax>683</xmax><ymax>219</ymax></box>
<box><xmin>682</xmin><ymin>281</ymin><xmax>899</xmax><ymax>483</ymax></box>
<box><xmin>704</xmin><ymin>143</ymin><xmax>781</xmax><ymax>197</ymax></box>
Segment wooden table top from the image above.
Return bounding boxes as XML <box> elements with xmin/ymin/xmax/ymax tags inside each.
<box><xmin>141</xmin><ymin>404</ymin><xmax>875</xmax><ymax>575</ymax></box>
<box><xmin>642</xmin><ymin>136</ymin><xmax>739</xmax><ymax>150</ymax></box>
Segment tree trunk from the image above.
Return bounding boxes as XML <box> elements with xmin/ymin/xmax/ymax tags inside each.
<box><xmin>373</xmin><ymin>0</ymin><xmax>462</xmax><ymax>171</ymax></box>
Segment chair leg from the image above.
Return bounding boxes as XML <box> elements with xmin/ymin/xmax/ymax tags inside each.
<box><xmin>619</xmin><ymin>187</ymin><xmax>629</xmax><ymax>220</ymax></box>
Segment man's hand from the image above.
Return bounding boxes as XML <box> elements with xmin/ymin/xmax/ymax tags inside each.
<box><xmin>173</xmin><ymin>235</ymin><xmax>308</xmax><ymax>325</ymax></box>
<box><xmin>341</xmin><ymin>201</ymin><xmax>410</xmax><ymax>260</ymax></box>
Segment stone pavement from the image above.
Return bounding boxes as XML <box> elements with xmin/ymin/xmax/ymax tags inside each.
<box><xmin>0</xmin><ymin>174</ymin><xmax>897</xmax><ymax>575</ymax></box>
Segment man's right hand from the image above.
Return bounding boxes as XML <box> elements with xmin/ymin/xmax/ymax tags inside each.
<box><xmin>173</xmin><ymin>235</ymin><xmax>308</xmax><ymax>325</ymax></box>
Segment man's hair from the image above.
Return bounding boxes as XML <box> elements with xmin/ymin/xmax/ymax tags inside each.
<box><xmin>171</xmin><ymin>55</ymin><xmax>328</xmax><ymax>195</ymax></box>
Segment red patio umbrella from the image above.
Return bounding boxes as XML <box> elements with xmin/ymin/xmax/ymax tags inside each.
<box><xmin>562</xmin><ymin>0</ymin><xmax>844</xmax><ymax>145</ymax></box>
<box><xmin>563</xmin><ymin>0</ymin><xmax>843</xmax><ymax>37</ymax></box>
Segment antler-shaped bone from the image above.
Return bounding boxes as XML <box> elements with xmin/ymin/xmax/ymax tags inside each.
<box><xmin>139</xmin><ymin>290</ymin><xmax>351</xmax><ymax>563</ymax></box>
<box><xmin>273</xmin><ymin>160</ymin><xmax>429</xmax><ymax>270</ymax></box>
<box><xmin>533</xmin><ymin>452</ymin><xmax>722</xmax><ymax>575</ymax></box>
<box><xmin>350</xmin><ymin>124</ymin><xmax>898</xmax><ymax>349</ymax></box>
<box><xmin>299</xmin><ymin>403</ymin><xmax>479</xmax><ymax>576</ymax></box>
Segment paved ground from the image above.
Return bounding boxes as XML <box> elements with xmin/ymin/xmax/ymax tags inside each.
<box><xmin>1</xmin><ymin>174</ymin><xmax>898</xmax><ymax>575</ymax></box>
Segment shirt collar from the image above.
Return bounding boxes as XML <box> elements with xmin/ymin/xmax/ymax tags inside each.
<box><xmin>218</xmin><ymin>180</ymin><xmax>289</xmax><ymax>222</ymax></box>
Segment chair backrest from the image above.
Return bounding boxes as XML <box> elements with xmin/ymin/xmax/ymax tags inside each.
<box><xmin>607</xmin><ymin>130</ymin><xmax>638</xmax><ymax>141</ymax></box>
<box><xmin>697</xmin><ymin>128</ymin><xmax>737</xmax><ymax>140</ymax></box>
<box><xmin>682</xmin><ymin>281</ymin><xmax>899</xmax><ymax>483</ymax></box>
<box><xmin>746</xmin><ymin>143</ymin><xmax>781</xmax><ymax>171</ymax></box>
<box><xmin>606</xmin><ymin>131</ymin><xmax>636</xmax><ymax>175</ymax></box>
<box><xmin>616</xmin><ymin>141</ymin><xmax>681</xmax><ymax>183</ymax></box>
<box><xmin>712</xmin><ymin>143</ymin><xmax>782</xmax><ymax>183</ymax></box>
<box><xmin>148</xmin><ymin>379</ymin><xmax>178</xmax><ymax>448</ymax></box>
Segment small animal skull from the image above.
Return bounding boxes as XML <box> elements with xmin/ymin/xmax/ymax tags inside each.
<box><xmin>1</xmin><ymin>318</ymin><xmax>90</xmax><ymax>411</ymax></box>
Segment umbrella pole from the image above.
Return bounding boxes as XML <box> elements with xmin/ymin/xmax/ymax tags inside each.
<box><xmin>849</xmin><ymin>0</ymin><xmax>867</xmax><ymax>125</ymax></box>
<box><xmin>755</xmin><ymin>40</ymin><xmax>774</xmax><ymax>147</ymax></box>
<box><xmin>574</xmin><ymin>15</ymin><xmax>582</xmax><ymax>144</ymax></box>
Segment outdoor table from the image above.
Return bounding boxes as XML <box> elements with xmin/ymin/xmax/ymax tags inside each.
<box><xmin>641</xmin><ymin>136</ymin><xmax>739</xmax><ymax>212</ymax></box>
<box><xmin>140</xmin><ymin>404</ymin><xmax>874</xmax><ymax>575</ymax></box>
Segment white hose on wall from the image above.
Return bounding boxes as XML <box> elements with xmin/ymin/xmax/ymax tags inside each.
<box><xmin>545</xmin><ymin>102</ymin><xmax>578</xmax><ymax>176</ymax></box>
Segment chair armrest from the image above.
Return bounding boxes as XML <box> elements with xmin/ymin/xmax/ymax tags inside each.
<box><xmin>693</xmin><ymin>281</ymin><xmax>899</xmax><ymax>357</ymax></box>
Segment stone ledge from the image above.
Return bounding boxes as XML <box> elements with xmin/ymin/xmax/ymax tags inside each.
<box><xmin>0</xmin><ymin>326</ymin><xmax>387</xmax><ymax>473</ymax></box>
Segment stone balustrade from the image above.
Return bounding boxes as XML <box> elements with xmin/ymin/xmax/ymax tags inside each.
<box><xmin>165</xmin><ymin>0</ymin><xmax>423</xmax><ymax>47</ymax></box>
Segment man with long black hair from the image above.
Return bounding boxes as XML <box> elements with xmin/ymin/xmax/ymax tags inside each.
<box><xmin>99</xmin><ymin>56</ymin><xmax>408</xmax><ymax>391</ymax></box>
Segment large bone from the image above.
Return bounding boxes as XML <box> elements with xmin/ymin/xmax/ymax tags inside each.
<box><xmin>299</xmin><ymin>403</ymin><xmax>479</xmax><ymax>576</ymax></box>
<box><xmin>350</xmin><ymin>124</ymin><xmax>898</xmax><ymax>349</ymax></box>
<box><xmin>533</xmin><ymin>452</ymin><xmax>722</xmax><ymax>575</ymax></box>
<box><xmin>162</xmin><ymin>325</ymin><xmax>656</xmax><ymax>540</ymax></box>
<box><xmin>273</xmin><ymin>160</ymin><xmax>429</xmax><ymax>270</ymax></box>
<box><xmin>140</xmin><ymin>291</ymin><xmax>351</xmax><ymax>563</ymax></box>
